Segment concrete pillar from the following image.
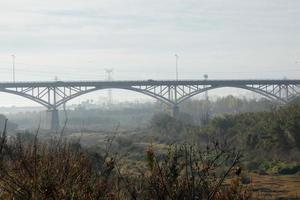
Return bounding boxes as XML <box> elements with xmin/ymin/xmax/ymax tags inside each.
<box><xmin>172</xmin><ymin>104</ymin><xmax>179</xmax><ymax>118</ymax></box>
<box><xmin>48</xmin><ymin>108</ymin><xmax>59</xmax><ymax>130</ymax></box>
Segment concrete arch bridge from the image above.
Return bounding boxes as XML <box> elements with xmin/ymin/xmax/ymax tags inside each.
<box><xmin>0</xmin><ymin>79</ymin><xmax>299</xmax><ymax>129</ymax></box>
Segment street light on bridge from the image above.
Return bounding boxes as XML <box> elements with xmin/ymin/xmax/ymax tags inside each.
<box><xmin>11</xmin><ymin>55</ymin><xmax>15</xmax><ymax>82</ymax></box>
<box><xmin>175</xmin><ymin>54</ymin><xmax>179</xmax><ymax>81</ymax></box>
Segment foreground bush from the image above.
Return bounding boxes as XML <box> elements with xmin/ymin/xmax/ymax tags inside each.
<box><xmin>0</xmin><ymin>136</ymin><xmax>117</xmax><ymax>199</ymax></box>
<box><xmin>122</xmin><ymin>143</ymin><xmax>252</xmax><ymax>200</ymax></box>
<box><xmin>0</xmin><ymin>125</ymin><xmax>251</xmax><ymax>199</ymax></box>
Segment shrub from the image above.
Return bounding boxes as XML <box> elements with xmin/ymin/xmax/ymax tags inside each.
<box><xmin>0</xmin><ymin>122</ymin><xmax>252</xmax><ymax>199</ymax></box>
<box><xmin>245</xmin><ymin>161</ymin><xmax>260</xmax><ymax>171</ymax></box>
<box><xmin>0</xmin><ymin>134</ymin><xmax>117</xmax><ymax>199</ymax></box>
<box><xmin>119</xmin><ymin>143</ymin><xmax>252</xmax><ymax>200</ymax></box>
<box><xmin>277</xmin><ymin>164</ymin><xmax>300</xmax><ymax>175</ymax></box>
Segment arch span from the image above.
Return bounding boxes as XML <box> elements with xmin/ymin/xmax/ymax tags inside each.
<box><xmin>0</xmin><ymin>89</ymin><xmax>52</xmax><ymax>108</ymax></box>
<box><xmin>55</xmin><ymin>87</ymin><xmax>174</xmax><ymax>107</ymax></box>
<box><xmin>177</xmin><ymin>85</ymin><xmax>286</xmax><ymax>104</ymax></box>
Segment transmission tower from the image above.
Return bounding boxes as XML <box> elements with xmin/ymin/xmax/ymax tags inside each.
<box><xmin>105</xmin><ymin>69</ymin><xmax>113</xmax><ymax>106</ymax></box>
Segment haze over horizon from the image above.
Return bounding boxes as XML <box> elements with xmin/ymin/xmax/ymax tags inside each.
<box><xmin>0</xmin><ymin>0</ymin><xmax>299</xmax><ymax>106</ymax></box>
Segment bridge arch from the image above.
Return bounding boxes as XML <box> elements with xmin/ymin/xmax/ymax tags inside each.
<box><xmin>0</xmin><ymin>89</ymin><xmax>52</xmax><ymax>108</ymax></box>
<box><xmin>177</xmin><ymin>85</ymin><xmax>286</xmax><ymax>104</ymax></box>
<box><xmin>55</xmin><ymin>87</ymin><xmax>174</xmax><ymax>107</ymax></box>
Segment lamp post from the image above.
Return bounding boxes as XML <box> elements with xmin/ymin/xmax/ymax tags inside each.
<box><xmin>175</xmin><ymin>54</ymin><xmax>179</xmax><ymax>81</ymax></box>
<box><xmin>11</xmin><ymin>55</ymin><xmax>15</xmax><ymax>82</ymax></box>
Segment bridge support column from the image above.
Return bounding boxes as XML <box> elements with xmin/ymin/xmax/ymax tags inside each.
<box><xmin>48</xmin><ymin>108</ymin><xmax>59</xmax><ymax>130</ymax></box>
<box><xmin>172</xmin><ymin>105</ymin><xmax>179</xmax><ymax>118</ymax></box>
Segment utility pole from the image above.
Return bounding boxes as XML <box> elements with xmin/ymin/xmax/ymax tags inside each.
<box><xmin>11</xmin><ymin>55</ymin><xmax>15</xmax><ymax>82</ymax></box>
<box><xmin>171</xmin><ymin>54</ymin><xmax>179</xmax><ymax>117</ymax></box>
<box><xmin>175</xmin><ymin>54</ymin><xmax>179</xmax><ymax>81</ymax></box>
<box><xmin>105</xmin><ymin>68</ymin><xmax>113</xmax><ymax>107</ymax></box>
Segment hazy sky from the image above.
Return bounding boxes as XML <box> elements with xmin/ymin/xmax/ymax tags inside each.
<box><xmin>0</xmin><ymin>0</ymin><xmax>299</xmax><ymax>106</ymax></box>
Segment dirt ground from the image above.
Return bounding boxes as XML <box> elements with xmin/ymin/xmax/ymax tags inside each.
<box><xmin>250</xmin><ymin>173</ymin><xmax>300</xmax><ymax>199</ymax></box>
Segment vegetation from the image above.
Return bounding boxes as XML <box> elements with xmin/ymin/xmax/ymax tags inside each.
<box><xmin>4</xmin><ymin>96</ymin><xmax>277</xmax><ymax>131</ymax></box>
<box><xmin>202</xmin><ymin>103</ymin><xmax>300</xmax><ymax>173</ymax></box>
<box><xmin>0</xmin><ymin>124</ymin><xmax>251</xmax><ymax>199</ymax></box>
<box><xmin>0</xmin><ymin>115</ymin><xmax>17</xmax><ymax>132</ymax></box>
<box><xmin>0</xmin><ymin>97</ymin><xmax>299</xmax><ymax>199</ymax></box>
<box><xmin>147</xmin><ymin>103</ymin><xmax>300</xmax><ymax>175</ymax></box>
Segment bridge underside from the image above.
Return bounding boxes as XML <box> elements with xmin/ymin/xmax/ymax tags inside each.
<box><xmin>0</xmin><ymin>80</ymin><xmax>299</xmax><ymax>130</ymax></box>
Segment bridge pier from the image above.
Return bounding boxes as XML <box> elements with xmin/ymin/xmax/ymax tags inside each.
<box><xmin>48</xmin><ymin>108</ymin><xmax>60</xmax><ymax>130</ymax></box>
<box><xmin>172</xmin><ymin>104</ymin><xmax>179</xmax><ymax>118</ymax></box>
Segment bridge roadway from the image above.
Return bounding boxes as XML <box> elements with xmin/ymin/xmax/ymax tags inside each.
<box><xmin>0</xmin><ymin>79</ymin><xmax>299</xmax><ymax>130</ymax></box>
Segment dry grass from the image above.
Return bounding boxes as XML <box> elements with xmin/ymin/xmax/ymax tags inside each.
<box><xmin>250</xmin><ymin>173</ymin><xmax>300</xmax><ymax>199</ymax></box>
<box><xmin>0</xmin><ymin>138</ymin><xmax>117</xmax><ymax>199</ymax></box>
<box><xmin>0</xmin><ymin>120</ymin><xmax>253</xmax><ymax>199</ymax></box>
